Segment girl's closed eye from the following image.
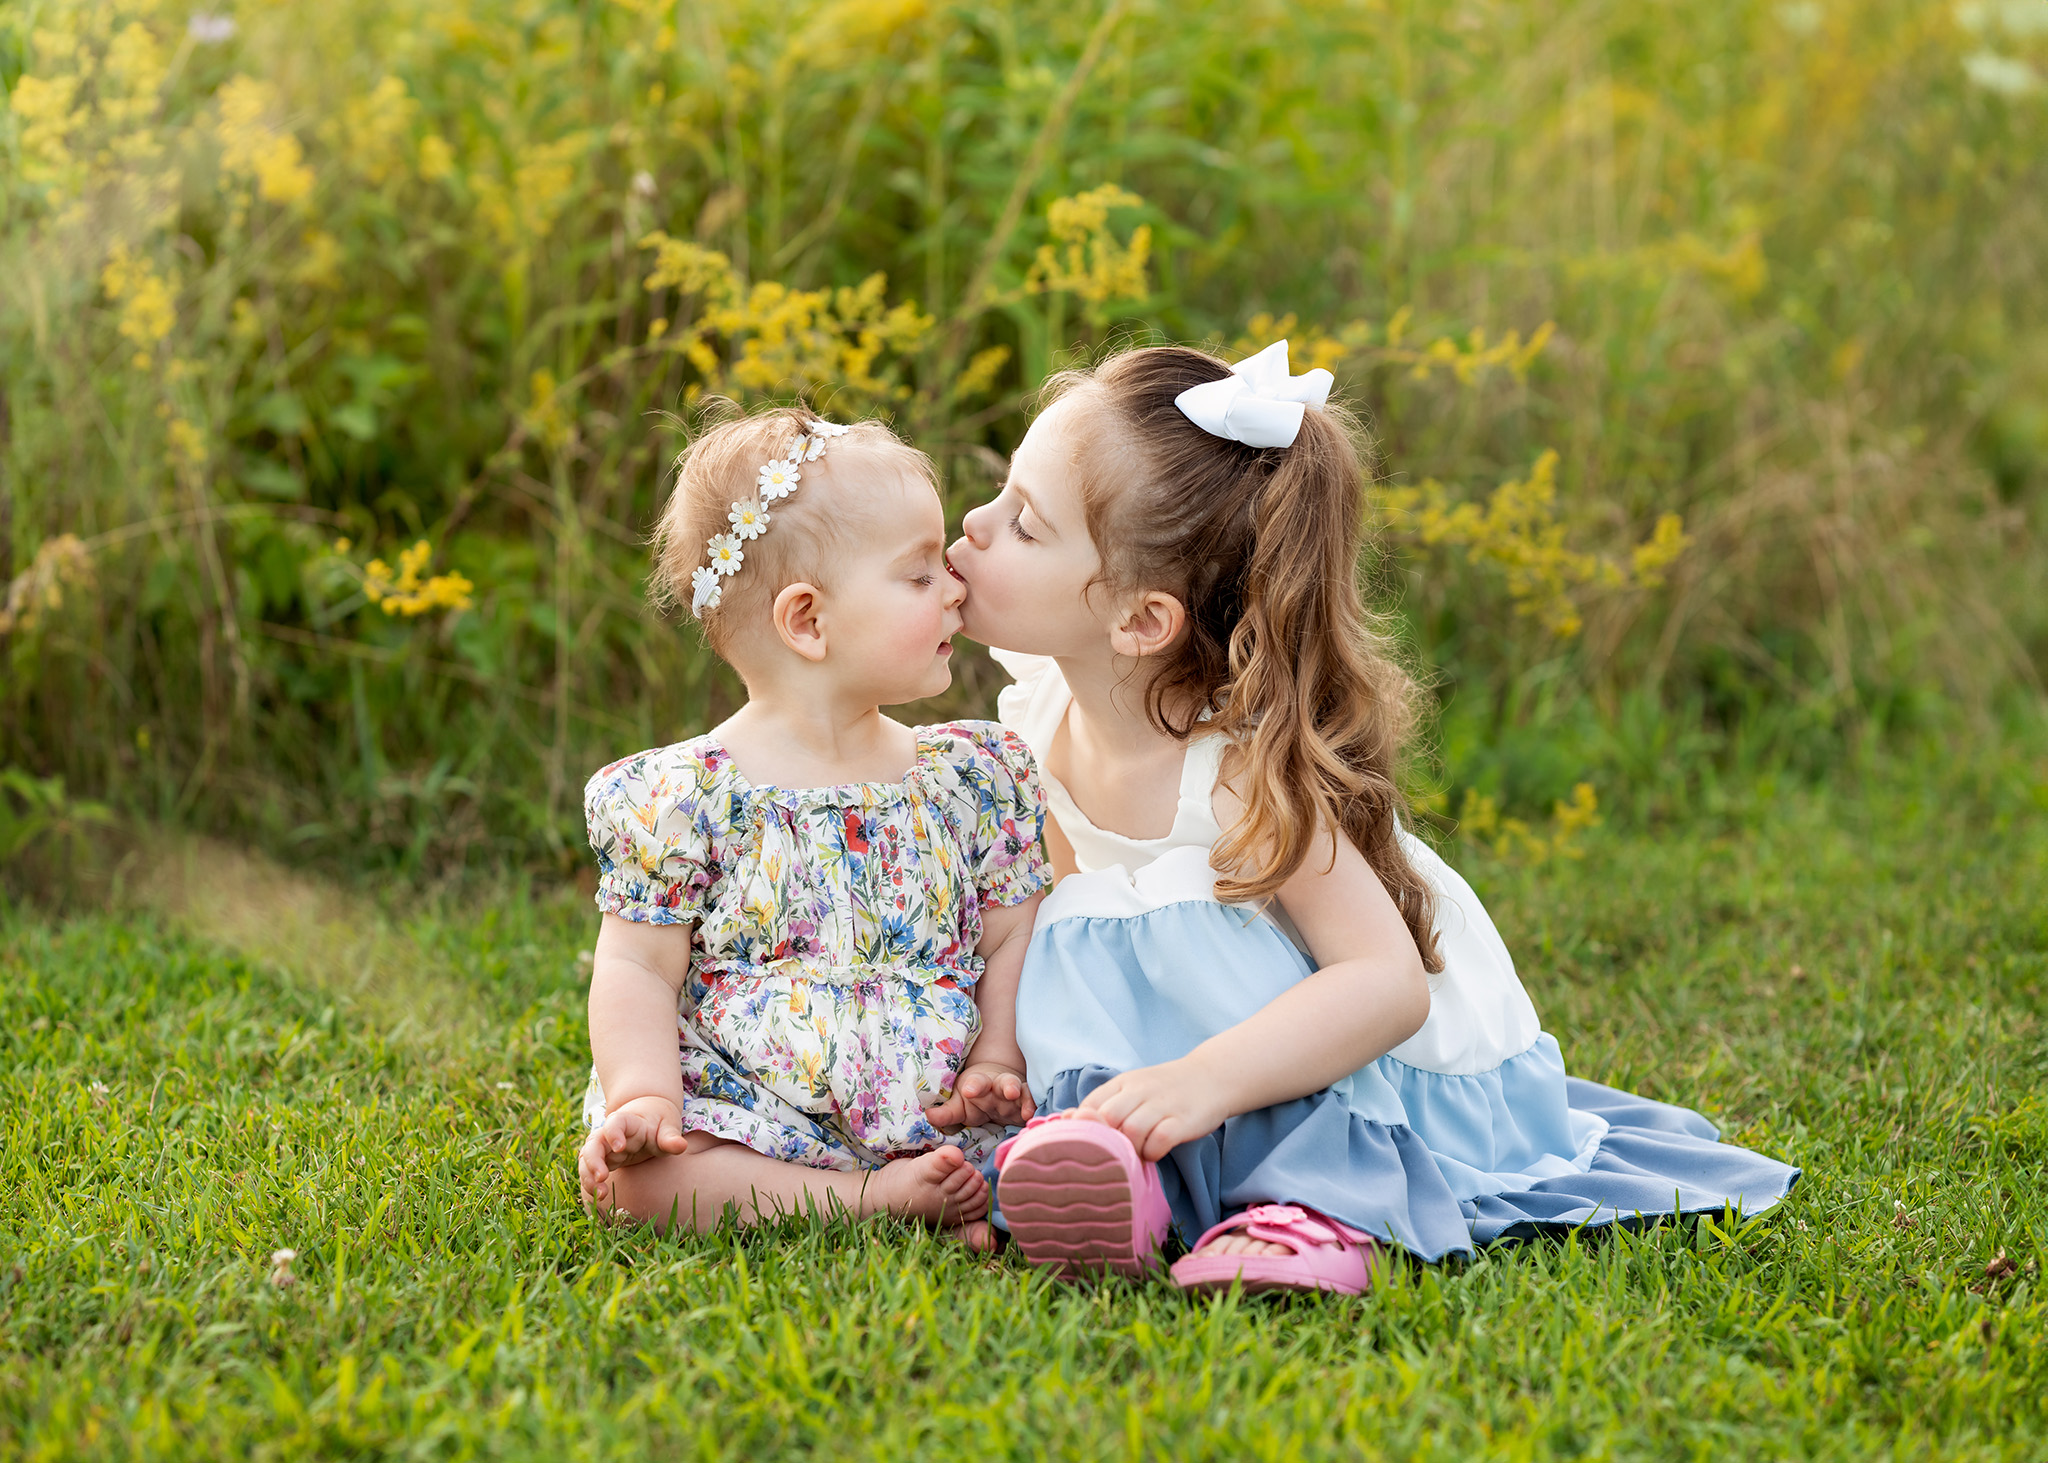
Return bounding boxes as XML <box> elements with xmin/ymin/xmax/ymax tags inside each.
<box><xmin>1006</xmin><ymin>511</ymin><xmax>1036</xmax><ymax>544</ymax></box>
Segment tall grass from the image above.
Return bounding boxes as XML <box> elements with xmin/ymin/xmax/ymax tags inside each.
<box><xmin>2</xmin><ymin>0</ymin><xmax>2043</xmax><ymax>869</ymax></box>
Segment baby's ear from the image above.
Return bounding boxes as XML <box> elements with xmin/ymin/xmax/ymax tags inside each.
<box><xmin>1111</xmin><ymin>590</ymin><xmax>1188</xmax><ymax>660</ymax></box>
<box><xmin>772</xmin><ymin>582</ymin><xmax>830</xmax><ymax>661</ymax></box>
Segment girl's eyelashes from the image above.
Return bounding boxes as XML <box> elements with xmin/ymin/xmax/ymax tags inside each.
<box><xmin>1006</xmin><ymin>511</ymin><xmax>1036</xmax><ymax>543</ymax></box>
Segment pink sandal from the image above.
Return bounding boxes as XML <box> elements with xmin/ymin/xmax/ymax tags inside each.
<box><xmin>1169</xmin><ymin>1204</ymin><xmax>1380</xmax><ymax>1296</ymax></box>
<box><xmin>993</xmin><ymin>1113</ymin><xmax>1171</xmax><ymax>1277</ymax></box>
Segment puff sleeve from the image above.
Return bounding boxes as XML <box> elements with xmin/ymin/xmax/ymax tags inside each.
<box><xmin>931</xmin><ymin>721</ymin><xmax>1052</xmax><ymax>908</ymax></box>
<box><xmin>583</xmin><ymin>745</ymin><xmax>722</xmax><ymax>925</ymax></box>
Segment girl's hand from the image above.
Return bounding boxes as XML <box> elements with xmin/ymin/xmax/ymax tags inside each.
<box><xmin>1076</xmin><ymin>1058</ymin><xmax>1233</xmax><ymax>1162</ymax></box>
<box><xmin>924</xmin><ymin>1061</ymin><xmax>1037</xmax><ymax>1132</ymax></box>
<box><xmin>578</xmin><ymin>1094</ymin><xmax>688</xmax><ymax>1208</ymax></box>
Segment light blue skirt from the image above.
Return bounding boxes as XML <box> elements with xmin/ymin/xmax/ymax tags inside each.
<box><xmin>1009</xmin><ymin>850</ymin><xmax>1800</xmax><ymax>1261</ymax></box>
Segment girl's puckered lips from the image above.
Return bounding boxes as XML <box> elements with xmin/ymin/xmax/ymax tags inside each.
<box><xmin>944</xmin><ymin>551</ymin><xmax>967</xmax><ymax>584</ymax></box>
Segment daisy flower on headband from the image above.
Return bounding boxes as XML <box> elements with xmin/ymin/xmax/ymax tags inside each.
<box><xmin>707</xmin><ymin>535</ymin><xmax>744</xmax><ymax>575</ymax></box>
<box><xmin>728</xmin><ymin>500</ymin><xmax>771</xmax><ymax>539</ymax></box>
<box><xmin>757</xmin><ymin>461</ymin><xmax>800</xmax><ymax>499</ymax></box>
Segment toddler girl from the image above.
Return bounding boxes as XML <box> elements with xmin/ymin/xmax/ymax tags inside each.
<box><xmin>950</xmin><ymin>341</ymin><xmax>1799</xmax><ymax>1292</ymax></box>
<box><xmin>578</xmin><ymin>407</ymin><xmax>1047</xmax><ymax>1238</ymax></box>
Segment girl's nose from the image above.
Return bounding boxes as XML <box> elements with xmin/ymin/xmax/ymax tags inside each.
<box><xmin>959</xmin><ymin>498</ymin><xmax>996</xmax><ymax>547</ymax></box>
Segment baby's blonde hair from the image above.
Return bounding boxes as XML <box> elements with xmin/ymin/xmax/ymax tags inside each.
<box><xmin>649</xmin><ymin>405</ymin><xmax>937</xmax><ymax>654</ymax></box>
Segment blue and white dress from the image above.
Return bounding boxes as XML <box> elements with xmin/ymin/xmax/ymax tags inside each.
<box><xmin>994</xmin><ymin>651</ymin><xmax>1799</xmax><ymax>1261</ymax></box>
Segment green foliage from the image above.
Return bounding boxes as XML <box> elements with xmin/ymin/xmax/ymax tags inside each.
<box><xmin>0</xmin><ymin>767</ymin><xmax>110</xmax><ymax>867</ymax></box>
<box><xmin>2</xmin><ymin>752</ymin><xmax>2045</xmax><ymax>1456</ymax></box>
<box><xmin>1</xmin><ymin>0</ymin><xmax>2044</xmax><ymax>865</ymax></box>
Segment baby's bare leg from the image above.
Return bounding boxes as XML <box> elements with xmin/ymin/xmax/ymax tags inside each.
<box><xmin>603</xmin><ymin>1130</ymin><xmax>989</xmax><ymax>1233</ymax></box>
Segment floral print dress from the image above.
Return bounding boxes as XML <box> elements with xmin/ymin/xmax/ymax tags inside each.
<box><xmin>582</xmin><ymin>722</ymin><xmax>1050</xmax><ymax>1171</ymax></box>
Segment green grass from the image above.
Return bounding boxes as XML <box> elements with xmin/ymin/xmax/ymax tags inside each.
<box><xmin>3</xmin><ymin>748</ymin><xmax>2046</xmax><ymax>1460</ymax></box>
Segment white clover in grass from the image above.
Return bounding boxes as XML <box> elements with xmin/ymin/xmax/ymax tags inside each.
<box><xmin>757</xmin><ymin>460</ymin><xmax>801</xmax><ymax>499</ymax></box>
<box><xmin>728</xmin><ymin>500</ymin><xmax>771</xmax><ymax>539</ymax></box>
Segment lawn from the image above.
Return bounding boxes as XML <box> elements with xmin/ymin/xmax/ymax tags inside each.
<box><xmin>2</xmin><ymin>747</ymin><xmax>2044</xmax><ymax>1460</ymax></box>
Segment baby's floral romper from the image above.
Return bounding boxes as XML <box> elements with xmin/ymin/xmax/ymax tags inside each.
<box><xmin>582</xmin><ymin>722</ymin><xmax>1050</xmax><ymax>1170</ymax></box>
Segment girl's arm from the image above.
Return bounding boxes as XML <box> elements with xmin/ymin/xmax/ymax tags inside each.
<box><xmin>923</xmin><ymin>893</ymin><xmax>1042</xmax><ymax>1131</ymax></box>
<box><xmin>1076</xmin><ymin>808</ymin><xmax>1429</xmax><ymax>1161</ymax></box>
<box><xmin>579</xmin><ymin>913</ymin><xmax>694</xmax><ymax>1205</ymax></box>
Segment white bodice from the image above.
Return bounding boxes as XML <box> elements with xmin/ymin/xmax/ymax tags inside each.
<box><xmin>992</xmin><ymin>648</ymin><xmax>1228</xmax><ymax>875</ymax></box>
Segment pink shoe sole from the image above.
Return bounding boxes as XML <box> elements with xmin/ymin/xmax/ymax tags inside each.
<box><xmin>995</xmin><ymin>1118</ymin><xmax>1169</xmax><ymax>1278</ymax></box>
<box><xmin>1167</xmin><ymin>1256</ymin><xmax>1370</xmax><ymax>1296</ymax></box>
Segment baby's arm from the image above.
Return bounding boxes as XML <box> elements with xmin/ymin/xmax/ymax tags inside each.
<box><xmin>1077</xmin><ymin>812</ymin><xmax>1429</xmax><ymax>1161</ymax></box>
<box><xmin>577</xmin><ymin>913</ymin><xmax>694</xmax><ymax>1208</ymax></box>
<box><xmin>924</xmin><ymin>893</ymin><xmax>1041</xmax><ymax>1131</ymax></box>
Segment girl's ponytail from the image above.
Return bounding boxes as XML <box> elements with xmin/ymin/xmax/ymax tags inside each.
<box><xmin>1052</xmin><ymin>346</ymin><xmax>1442</xmax><ymax>972</ymax></box>
<box><xmin>1210</xmin><ymin>407</ymin><xmax>1439</xmax><ymax>970</ymax></box>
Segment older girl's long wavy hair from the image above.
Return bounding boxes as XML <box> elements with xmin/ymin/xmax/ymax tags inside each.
<box><xmin>1046</xmin><ymin>345</ymin><xmax>1441</xmax><ymax>972</ymax></box>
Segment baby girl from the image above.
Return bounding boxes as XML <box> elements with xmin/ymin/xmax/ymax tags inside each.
<box><xmin>576</xmin><ymin>407</ymin><xmax>1046</xmax><ymax>1239</ymax></box>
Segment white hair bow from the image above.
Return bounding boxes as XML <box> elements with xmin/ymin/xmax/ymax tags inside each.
<box><xmin>1173</xmin><ymin>339</ymin><xmax>1334</xmax><ymax>450</ymax></box>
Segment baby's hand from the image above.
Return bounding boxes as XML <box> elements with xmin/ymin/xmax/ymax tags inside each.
<box><xmin>924</xmin><ymin>1062</ymin><xmax>1036</xmax><ymax>1132</ymax></box>
<box><xmin>1075</xmin><ymin>1058</ymin><xmax>1230</xmax><ymax>1162</ymax></box>
<box><xmin>578</xmin><ymin>1094</ymin><xmax>688</xmax><ymax>1209</ymax></box>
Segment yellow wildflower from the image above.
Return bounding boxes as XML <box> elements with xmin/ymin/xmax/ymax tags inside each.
<box><xmin>100</xmin><ymin>245</ymin><xmax>175</xmax><ymax>367</ymax></box>
<box><xmin>1027</xmin><ymin>185</ymin><xmax>1152</xmax><ymax>305</ymax></box>
<box><xmin>362</xmin><ymin>541</ymin><xmax>475</xmax><ymax>617</ymax></box>
<box><xmin>330</xmin><ymin>77</ymin><xmax>416</xmax><ymax>185</ymax></box>
<box><xmin>292</xmin><ymin>230</ymin><xmax>344</xmax><ymax>289</ymax></box>
<box><xmin>10</xmin><ymin>73</ymin><xmax>86</xmax><ymax>189</ymax></box>
<box><xmin>418</xmin><ymin>135</ymin><xmax>456</xmax><ymax>182</ymax></box>
<box><xmin>166</xmin><ymin>418</ymin><xmax>208</xmax><ymax>476</ymax></box>
<box><xmin>1380</xmin><ymin>451</ymin><xmax>1686</xmax><ymax>638</ymax></box>
<box><xmin>1456</xmin><ymin>783</ymin><xmax>1599</xmax><ymax>864</ymax></box>
<box><xmin>524</xmin><ymin>371</ymin><xmax>574</xmax><ymax>451</ymax></box>
<box><xmin>955</xmin><ymin>345</ymin><xmax>1012</xmax><ymax>401</ymax></box>
<box><xmin>216</xmin><ymin>76</ymin><xmax>315</xmax><ymax>206</ymax></box>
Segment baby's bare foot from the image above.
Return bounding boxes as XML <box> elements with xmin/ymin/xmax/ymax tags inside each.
<box><xmin>946</xmin><ymin>1218</ymin><xmax>1000</xmax><ymax>1253</ymax></box>
<box><xmin>865</xmin><ymin>1148</ymin><xmax>989</xmax><ymax>1225</ymax></box>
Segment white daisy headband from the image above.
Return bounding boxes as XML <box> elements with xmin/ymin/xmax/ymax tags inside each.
<box><xmin>688</xmin><ymin>418</ymin><xmax>854</xmax><ymax>617</ymax></box>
